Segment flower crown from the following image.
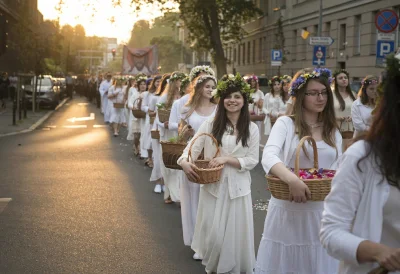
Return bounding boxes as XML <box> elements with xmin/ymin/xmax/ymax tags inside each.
<box><xmin>189</xmin><ymin>65</ymin><xmax>215</xmax><ymax>82</ymax></box>
<box><xmin>281</xmin><ymin>75</ymin><xmax>292</xmax><ymax>83</ymax></box>
<box><xmin>361</xmin><ymin>77</ymin><xmax>378</xmax><ymax>86</ymax></box>
<box><xmin>135</xmin><ymin>75</ymin><xmax>147</xmax><ymax>83</ymax></box>
<box><xmin>170</xmin><ymin>72</ymin><xmax>187</xmax><ymax>82</ymax></box>
<box><xmin>333</xmin><ymin>69</ymin><xmax>349</xmax><ymax>78</ymax></box>
<box><xmin>211</xmin><ymin>73</ymin><xmax>254</xmax><ymax>103</ymax></box>
<box><xmin>195</xmin><ymin>75</ymin><xmax>217</xmax><ymax>88</ymax></box>
<box><xmin>289</xmin><ymin>68</ymin><xmax>333</xmax><ymax>96</ymax></box>
<box><xmin>114</xmin><ymin>76</ymin><xmax>127</xmax><ymax>82</ymax></box>
<box><xmin>180</xmin><ymin>76</ymin><xmax>190</xmax><ymax>93</ymax></box>
<box><xmin>268</xmin><ymin>76</ymin><xmax>282</xmax><ymax>86</ymax></box>
<box><xmin>244</xmin><ymin>75</ymin><xmax>258</xmax><ymax>83</ymax></box>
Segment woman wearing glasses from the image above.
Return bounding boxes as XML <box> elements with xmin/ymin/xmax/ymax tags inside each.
<box><xmin>255</xmin><ymin>68</ymin><xmax>342</xmax><ymax>274</ymax></box>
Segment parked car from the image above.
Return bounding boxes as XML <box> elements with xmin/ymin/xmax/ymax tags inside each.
<box><xmin>24</xmin><ymin>76</ymin><xmax>61</xmax><ymax>109</ymax></box>
<box><xmin>258</xmin><ymin>75</ymin><xmax>269</xmax><ymax>94</ymax></box>
<box><xmin>54</xmin><ymin>77</ymin><xmax>67</xmax><ymax>98</ymax></box>
<box><xmin>350</xmin><ymin>80</ymin><xmax>362</xmax><ymax>96</ymax></box>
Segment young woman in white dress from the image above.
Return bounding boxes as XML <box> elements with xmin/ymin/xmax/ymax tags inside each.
<box><xmin>247</xmin><ymin>75</ymin><xmax>264</xmax><ymax>139</ymax></box>
<box><xmin>320</xmin><ymin>53</ymin><xmax>400</xmax><ymax>274</ymax></box>
<box><xmin>279</xmin><ymin>75</ymin><xmax>292</xmax><ymax>115</ymax></box>
<box><xmin>255</xmin><ymin>68</ymin><xmax>342</xmax><ymax>274</ymax></box>
<box><xmin>332</xmin><ymin>69</ymin><xmax>356</xmax><ymax>150</ymax></box>
<box><xmin>179</xmin><ymin>73</ymin><xmax>259</xmax><ymax>274</ymax></box>
<box><xmin>157</xmin><ymin>71</ymin><xmax>186</xmax><ymax>203</ymax></box>
<box><xmin>263</xmin><ymin>76</ymin><xmax>285</xmax><ymax>137</ymax></box>
<box><xmin>128</xmin><ymin>78</ymin><xmax>145</xmax><ymax>156</ymax></box>
<box><xmin>178</xmin><ymin>75</ymin><xmax>217</xmax><ymax>260</ymax></box>
<box><xmin>150</xmin><ymin>74</ymin><xmax>171</xmax><ymax>194</ymax></box>
<box><xmin>135</xmin><ymin>76</ymin><xmax>149</xmax><ymax>159</ymax></box>
<box><xmin>141</xmin><ymin>75</ymin><xmax>161</xmax><ymax>168</ymax></box>
<box><xmin>351</xmin><ymin>75</ymin><xmax>378</xmax><ymax>138</ymax></box>
<box><xmin>108</xmin><ymin>78</ymin><xmax>127</xmax><ymax>136</ymax></box>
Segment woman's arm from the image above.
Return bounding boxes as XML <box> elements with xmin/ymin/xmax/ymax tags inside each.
<box><xmin>262</xmin><ymin>93</ymin><xmax>270</xmax><ymax>116</ymax></box>
<box><xmin>351</xmin><ymin>101</ymin><xmax>369</xmax><ymax>132</ymax></box>
<box><xmin>168</xmin><ymin>100</ymin><xmax>180</xmax><ymax>131</ymax></box>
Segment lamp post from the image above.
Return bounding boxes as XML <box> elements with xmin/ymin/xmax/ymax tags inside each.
<box><xmin>176</xmin><ymin>21</ymin><xmax>184</xmax><ymax>71</ymax></box>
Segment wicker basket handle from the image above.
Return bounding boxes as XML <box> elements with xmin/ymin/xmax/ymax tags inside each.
<box><xmin>133</xmin><ymin>98</ymin><xmax>142</xmax><ymax>110</ymax></box>
<box><xmin>188</xmin><ymin>133</ymin><xmax>220</xmax><ymax>162</ymax></box>
<box><xmin>340</xmin><ymin>120</ymin><xmax>351</xmax><ymax>132</ymax></box>
<box><xmin>294</xmin><ymin>136</ymin><xmax>319</xmax><ymax>177</ymax></box>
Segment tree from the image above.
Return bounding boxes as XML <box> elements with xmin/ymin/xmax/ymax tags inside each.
<box><xmin>273</xmin><ymin>16</ymin><xmax>286</xmax><ymax>76</ymax></box>
<box><xmin>150</xmin><ymin>36</ymin><xmax>184</xmax><ymax>72</ymax></box>
<box><xmin>124</xmin><ymin>0</ymin><xmax>263</xmax><ymax>77</ymax></box>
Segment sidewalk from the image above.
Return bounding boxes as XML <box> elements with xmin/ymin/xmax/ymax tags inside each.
<box><xmin>0</xmin><ymin>98</ymin><xmax>68</xmax><ymax>137</ymax></box>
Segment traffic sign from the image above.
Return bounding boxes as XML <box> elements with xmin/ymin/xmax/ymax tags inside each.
<box><xmin>271</xmin><ymin>49</ymin><xmax>282</xmax><ymax>66</ymax></box>
<box><xmin>309</xmin><ymin>36</ymin><xmax>334</xmax><ymax>46</ymax></box>
<box><xmin>375</xmin><ymin>9</ymin><xmax>399</xmax><ymax>33</ymax></box>
<box><xmin>376</xmin><ymin>40</ymin><xmax>395</xmax><ymax>67</ymax></box>
<box><xmin>312</xmin><ymin>46</ymin><xmax>326</xmax><ymax>66</ymax></box>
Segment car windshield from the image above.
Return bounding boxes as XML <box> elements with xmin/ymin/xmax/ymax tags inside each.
<box><xmin>36</xmin><ymin>78</ymin><xmax>52</xmax><ymax>86</ymax></box>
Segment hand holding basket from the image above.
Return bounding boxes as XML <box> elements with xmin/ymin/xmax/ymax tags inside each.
<box><xmin>132</xmin><ymin>98</ymin><xmax>146</xmax><ymax>119</ymax></box>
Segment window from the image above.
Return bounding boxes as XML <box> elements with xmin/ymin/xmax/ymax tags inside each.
<box><xmin>292</xmin><ymin>29</ymin><xmax>297</xmax><ymax>60</ymax></box>
<box><xmin>263</xmin><ymin>37</ymin><xmax>267</xmax><ymax>61</ymax></box>
<box><xmin>354</xmin><ymin>15</ymin><xmax>361</xmax><ymax>55</ymax></box>
<box><xmin>339</xmin><ymin>24</ymin><xmax>347</xmax><ymax>50</ymax></box>
<box><xmin>247</xmin><ymin>41</ymin><xmax>251</xmax><ymax>64</ymax></box>
<box><xmin>252</xmin><ymin>40</ymin><xmax>256</xmax><ymax>64</ymax></box>
<box><xmin>259</xmin><ymin>38</ymin><xmax>263</xmax><ymax>62</ymax></box>
<box><xmin>233</xmin><ymin>48</ymin><xmax>237</xmax><ymax>63</ymax></box>
<box><xmin>301</xmin><ymin>28</ymin><xmax>307</xmax><ymax>59</ymax></box>
<box><xmin>242</xmin><ymin>43</ymin><xmax>246</xmax><ymax>65</ymax></box>
<box><xmin>238</xmin><ymin>45</ymin><xmax>241</xmax><ymax>65</ymax></box>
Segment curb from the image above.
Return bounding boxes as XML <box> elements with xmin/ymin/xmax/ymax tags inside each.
<box><xmin>0</xmin><ymin>98</ymin><xmax>70</xmax><ymax>138</ymax></box>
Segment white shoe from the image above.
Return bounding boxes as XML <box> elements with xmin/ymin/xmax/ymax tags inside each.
<box><xmin>154</xmin><ymin>184</ymin><xmax>162</xmax><ymax>193</ymax></box>
<box><xmin>193</xmin><ymin>252</ymin><xmax>202</xmax><ymax>261</ymax></box>
<box><xmin>162</xmin><ymin>185</ymin><xmax>166</xmax><ymax>193</ymax></box>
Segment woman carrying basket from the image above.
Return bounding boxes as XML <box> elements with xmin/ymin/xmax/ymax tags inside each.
<box><xmin>178</xmin><ymin>73</ymin><xmax>259</xmax><ymax>274</ymax></box>
<box><xmin>108</xmin><ymin>77</ymin><xmax>127</xmax><ymax>137</ymax></box>
<box><xmin>255</xmin><ymin>68</ymin><xmax>342</xmax><ymax>274</ymax></box>
<box><xmin>178</xmin><ymin>74</ymin><xmax>217</xmax><ymax>260</ymax></box>
<box><xmin>320</xmin><ymin>53</ymin><xmax>400</xmax><ymax>274</ymax></box>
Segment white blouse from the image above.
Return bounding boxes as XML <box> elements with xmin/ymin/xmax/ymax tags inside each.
<box><xmin>351</xmin><ymin>98</ymin><xmax>373</xmax><ymax>137</ymax></box>
<box><xmin>177</xmin><ymin>118</ymin><xmax>260</xmax><ymax>199</ymax></box>
<box><xmin>169</xmin><ymin>94</ymin><xmax>190</xmax><ymax>131</ymax></box>
<box><xmin>108</xmin><ymin>86</ymin><xmax>126</xmax><ymax>104</ymax></box>
<box><xmin>249</xmin><ymin>89</ymin><xmax>264</xmax><ymax>115</ymax></box>
<box><xmin>333</xmin><ymin>92</ymin><xmax>355</xmax><ymax>131</ymax></box>
<box><xmin>320</xmin><ymin>141</ymin><xmax>393</xmax><ymax>274</ymax></box>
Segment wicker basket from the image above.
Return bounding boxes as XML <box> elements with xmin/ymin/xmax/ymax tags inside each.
<box><xmin>151</xmin><ymin>130</ymin><xmax>160</xmax><ymax>140</ymax></box>
<box><xmin>160</xmin><ymin>141</ymin><xmax>186</xmax><ymax>170</ymax></box>
<box><xmin>187</xmin><ymin>133</ymin><xmax>224</xmax><ymax>185</ymax></box>
<box><xmin>266</xmin><ymin>136</ymin><xmax>333</xmax><ymax>201</ymax></box>
<box><xmin>158</xmin><ymin>108</ymin><xmax>170</xmax><ymax>123</ymax></box>
<box><xmin>250</xmin><ymin>114</ymin><xmax>266</xmax><ymax>121</ymax></box>
<box><xmin>132</xmin><ymin>98</ymin><xmax>146</xmax><ymax>119</ymax></box>
<box><xmin>150</xmin><ymin>116</ymin><xmax>155</xmax><ymax>124</ymax></box>
<box><xmin>340</xmin><ymin>121</ymin><xmax>354</xmax><ymax>139</ymax></box>
<box><xmin>113</xmin><ymin>103</ymin><xmax>125</xmax><ymax>109</ymax></box>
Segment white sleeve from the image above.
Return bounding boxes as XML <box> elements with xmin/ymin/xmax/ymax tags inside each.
<box><xmin>168</xmin><ymin>100</ymin><xmax>180</xmax><ymax>131</ymax></box>
<box><xmin>237</xmin><ymin>123</ymin><xmax>260</xmax><ymax>172</ymax></box>
<box><xmin>320</xmin><ymin>151</ymin><xmax>367</xmax><ymax>266</ymax></box>
<box><xmin>141</xmin><ymin>93</ymin><xmax>150</xmax><ymax>113</ymax></box>
<box><xmin>261</xmin><ymin>117</ymin><xmax>289</xmax><ymax>174</ymax></box>
<box><xmin>262</xmin><ymin>93</ymin><xmax>271</xmax><ymax>115</ymax></box>
<box><xmin>351</xmin><ymin>101</ymin><xmax>368</xmax><ymax>132</ymax></box>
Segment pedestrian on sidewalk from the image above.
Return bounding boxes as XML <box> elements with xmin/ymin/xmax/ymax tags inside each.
<box><xmin>0</xmin><ymin>72</ymin><xmax>10</xmax><ymax>109</ymax></box>
<box><xmin>65</xmin><ymin>74</ymin><xmax>74</xmax><ymax>99</ymax></box>
<box><xmin>255</xmin><ymin>68</ymin><xmax>341</xmax><ymax>274</ymax></box>
<box><xmin>9</xmin><ymin>72</ymin><xmax>18</xmax><ymax>102</ymax></box>
<box><xmin>320</xmin><ymin>52</ymin><xmax>400</xmax><ymax>274</ymax></box>
<box><xmin>179</xmin><ymin>73</ymin><xmax>259</xmax><ymax>274</ymax></box>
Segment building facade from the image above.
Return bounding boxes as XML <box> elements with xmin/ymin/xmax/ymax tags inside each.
<box><xmin>228</xmin><ymin>0</ymin><xmax>400</xmax><ymax>81</ymax></box>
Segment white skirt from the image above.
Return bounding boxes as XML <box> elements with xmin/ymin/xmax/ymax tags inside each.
<box><xmin>127</xmin><ymin>116</ymin><xmax>141</xmax><ymax>140</ymax></box>
<box><xmin>255</xmin><ymin>197</ymin><xmax>339</xmax><ymax>274</ymax></box>
<box><xmin>109</xmin><ymin>106</ymin><xmax>126</xmax><ymax>124</ymax></box>
<box><xmin>192</xmin><ymin>178</ymin><xmax>255</xmax><ymax>274</ymax></box>
<box><xmin>150</xmin><ymin>139</ymin><xmax>162</xmax><ymax>182</ymax></box>
<box><xmin>139</xmin><ymin>118</ymin><xmax>148</xmax><ymax>158</ymax></box>
<box><xmin>180</xmin><ymin>172</ymin><xmax>200</xmax><ymax>246</ymax></box>
<box><xmin>104</xmin><ymin>99</ymin><xmax>113</xmax><ymax>123</ymax></box>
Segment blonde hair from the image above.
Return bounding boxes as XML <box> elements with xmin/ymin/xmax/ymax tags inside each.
<box><xmin>183</xmin><ymin>76</ymin><xmax>217</xmax><ymax>119</ymax></box>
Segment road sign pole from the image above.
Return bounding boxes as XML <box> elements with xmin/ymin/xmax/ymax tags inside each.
<box><xmin>317</xmin><ymin>0</ymin><xmax>323</xmax><ymax>67</ymax></box>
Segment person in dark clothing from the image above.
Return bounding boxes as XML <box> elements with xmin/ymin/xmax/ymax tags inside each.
<box><xmin>0</xmin><ymin>72</ymin><xmax>10</xmax><ymax>108</ymax></box>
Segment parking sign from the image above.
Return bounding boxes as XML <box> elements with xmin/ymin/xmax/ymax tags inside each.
<box><xmin>376</xmin><ymin>40</ymin><xmax>395</xmax><ymax>67</ymax></box>
<box><xmin>271</xmin><ymin>50</ymin><xmax>282</xmax><ymax>66</ymax></box>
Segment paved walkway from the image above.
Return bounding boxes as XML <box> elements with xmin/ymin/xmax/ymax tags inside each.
<box><xmin>0</xmin><ymin>98</ymin><xmax>68</xmax><ymax>136</ymax></box>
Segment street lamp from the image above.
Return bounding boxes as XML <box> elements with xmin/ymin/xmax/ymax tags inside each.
<box><xmin>176</xmin><ymin>21</ymin><xmax>184</xmax><ymax>70</ymax></box>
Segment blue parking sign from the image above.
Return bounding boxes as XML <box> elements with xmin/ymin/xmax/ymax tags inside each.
<box><xmin>376</xmin><ymin>40</ymin><xmax>395</xmax><ymax>66</ymax></box>
<box><xmin>271</xmin><ymin>50</ymin><xmax>282</xmax><ymax>66</ymax></box>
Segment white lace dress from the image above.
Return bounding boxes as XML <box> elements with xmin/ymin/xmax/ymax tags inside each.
<box><xmin>127</xmin><ymin>89</ymin><xmax>141</xmax><ymax>140</ymax></box>
<box><xmin>149</xmin><ymin>95</ymin><xmax>162</xmax><ymax>182</ymax></box>
<box><xmin>108</xmin><ymin>86</ymin><xmax>126</xmax><ymax>124</ymax></box>
<box><xmin>180</xmin><ymin>108</ymin><xmax>216</xmax><ymax>246</ymax></box>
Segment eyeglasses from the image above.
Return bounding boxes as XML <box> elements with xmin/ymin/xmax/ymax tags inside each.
<box><xmin>305</xmin><ymin>91</ymin><xmax>328</xmax><ymax>97</ymax></box>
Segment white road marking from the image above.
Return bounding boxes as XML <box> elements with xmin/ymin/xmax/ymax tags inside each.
<box><xmin>66</xmin><ymin>113</ymin><xmax>95</xmax><ymax>123</ymax></box>
<box><xmin>0</xmin><ymin>198</ymin><xmax>12</xmax><ymax>214</ymax></box>
<box><xmin>77</xmin><ymin>103</ymin><xmax>90</xmax><ymax>106</ymax></box>
<box><xmin>62</xmin><ymin>125</ymin><xmax>87</xmax><ymax>129</ymax></box>
<box><xmin>93</xmin><ymin>125</ymin><xmax>109</xmax><ymax>128</ymax></box>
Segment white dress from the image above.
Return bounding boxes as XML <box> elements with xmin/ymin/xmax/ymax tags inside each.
<box><xmin>180</xmin><ymin>108</ymin><xmax>216</xmax><ymax>246</ymax></box>
<box><xmin>141</xmin><ymin>92</ymin><xmax>154</xmax><ymax>151</ymax></box>
<box><xmin>249</xmin><ymin>89</ymin><xmax>264</xmax><ymax>139</ymax></box>
<box><xmin>157</xmin><ymin>94</ymin><xmax>181</xmax><ymax>202</ymax></box>
<box><xmin>139</xmin><ymin>91</ymin><xmax>149</xmax><ymax>158</ymax></box>
<box><xmin>150</xmin><ymin>95</ymin><xmax>163</xmax><ymax>182</ymax></box>
<box><xmin>351</xmin><ymin>98</ymin><xmax>373</xmax><ymax>138</ymax></box>
<box><xmin>256</xmin><ymin>116</ymin><xmax>341</xmax><ymax>274</ymax></box>
<box><xmin>263</xmin><ymin>93</ymin><xmax>285</xmax><ymax>136</ymax></box>
<box><xmin>108</xmin><ymin>86</ymin><xmax>127</xmax><ymax>124</ymax></box>
<box><xmin>99</xmin><ymin>80</ymin><xmax>112</xmax><ymax>119</ymax></box>
<box><xmin>179</xmin><ymin>119</ymin><xmax>260</xmax><ymax>274</ymax></box>
<box><xmin>127</xmin><ymin>89</ymin><xmax>141</xmax><ymax>140</ymax></box>
<box><xmin>333</xmin><ymin>93</ymin><xmax>354</xmax><ymax>131</ymax></box>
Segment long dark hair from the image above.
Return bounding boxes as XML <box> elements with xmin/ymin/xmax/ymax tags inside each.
<box><xmin>148</xmin><ymin>75</ymin><xmax>161</xmax><ymax>93</ymax></box>
<box><xmin>333</xmin><ymin>70</ymin><xmax>356</xmax><ymax>111</ymax></box>
<box><xmin>358</xmin><ymin>75</ymin><xmax>378</xmax><ymax>106</ymax></box>
<box><xmin>358</xmin><ymin>71</ymin><xmax>400</xmax><ymax>188</ymax></box>
<box><xmin>211</xmin><ymin>86</ymin><xmax>251</xmax><ymax>147</ymax></box>
<box><xmin>291</xmin><ymin>77</ymin><xmax>338</xmax><ymax>149</ymax></box>
<box><xmin>154</xmin><ymin>73</ymin><xmax>170</xmax><ymax>96</ymax></box>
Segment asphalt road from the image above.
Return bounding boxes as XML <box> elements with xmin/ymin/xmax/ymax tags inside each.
<box><xmin>0</xmin><ymin>97</ymin><xmax>271</xmax><ymax>274</ymax></box>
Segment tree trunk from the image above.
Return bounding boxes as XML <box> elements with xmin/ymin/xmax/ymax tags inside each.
<box><xmin>202</xmin><ymin>1</ymin><xmax>227</xmax><ymax>78</ymax></box>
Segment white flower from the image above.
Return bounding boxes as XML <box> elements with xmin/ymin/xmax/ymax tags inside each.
<box><xmin>211</xmin><ymin>89</ymin><xmax>218</xmax><ymax>97</ymax></box>
<box><xmin>228</xmin><ymin>74</ymin><xmax>235</xmax><ymax>80</ymax></box>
